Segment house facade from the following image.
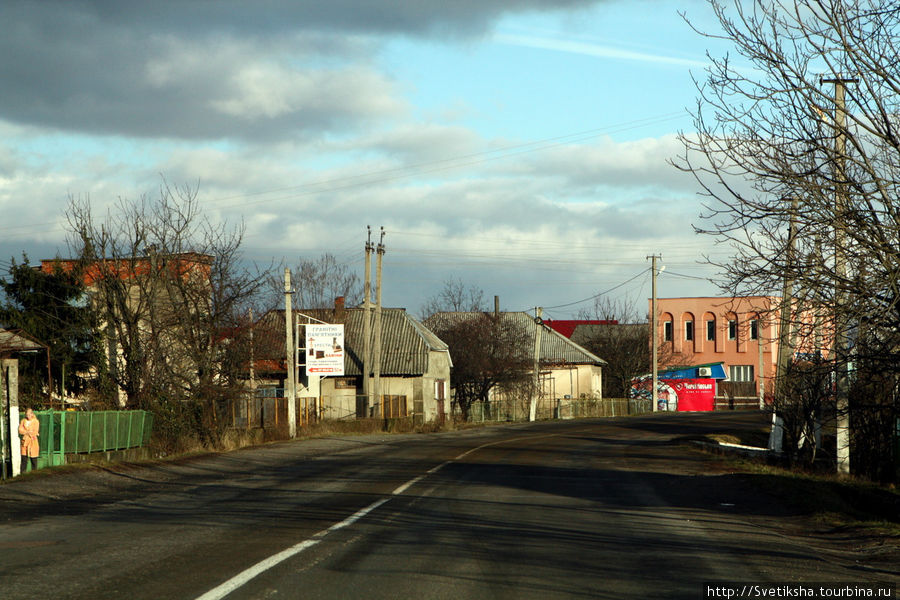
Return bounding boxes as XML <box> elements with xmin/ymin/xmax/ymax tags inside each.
<box><xmin>40</xmin><ymin>253</ymin><xmax>214</xmax><ymax>405</ymax></box>
<box><xmin>653</xmin><ymin>296</ymin><xmax>830</xmax><ymax>402</ymax></box>
<box><xmin>655</xmin><ymin>296</ymin><xmax>777</xmax><ymax>383</ymax></box>
<box><xmin>425</xmin><ymin>311</ymin><xmax>607</xmax><ymax>407</ymax></box>
<box><xmin>252</xmin><ymin>304</ymin><xmax>452</xmax><ymax>423</ymax></box>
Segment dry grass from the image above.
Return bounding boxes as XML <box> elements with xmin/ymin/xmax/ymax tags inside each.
<box><xmin>724</xmin><ymin>457</ymin><xmax>900</xmax><ymax>532</ymax></box>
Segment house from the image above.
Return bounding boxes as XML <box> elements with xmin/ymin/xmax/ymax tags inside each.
<box><xmin>251</xmin><ymin>301</ymin><xmax>452</xmax><ymax>423</ymax></box>
<box><xmin>425</xmin><ymin>311</ymin><xmax>607</xmax><ymax>409</ymax></box>
<box><xmin>543</xmin><ymin>319</ymin><xmax>618</xmax><ymax>339</ymax></box>
<box><xmin>652</xmin><ymin>296</ymin><xmax>829</xmax><ymax>405</ymax></box>
<box><xmin>40</xmin><ymin>253</ymin><xmax>214</xmax><ymax>405</ymax></box>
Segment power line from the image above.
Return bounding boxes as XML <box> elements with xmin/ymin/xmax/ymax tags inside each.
<box><xmin>533</xmin><ymin>268</ymin><xmax>648</xmax><ymax>311</ymax></box>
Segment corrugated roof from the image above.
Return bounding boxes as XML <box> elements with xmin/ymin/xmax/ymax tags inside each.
<box><xmin>254</xmin><ymin>308</ymin><xmax>448</xmax><ymax>377</ymax></box>
<box><xmin>0</xmin><ymin>328</ymin><xmax>47</xmax><ymax>354</ymax></box>
<box><xmin>425</xmin><ymin>311</ymin><xmax>606</xmax><ymax>366</ymax></box>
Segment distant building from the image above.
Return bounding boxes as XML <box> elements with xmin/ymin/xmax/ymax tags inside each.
<box><xmin>252</xmin><ymin>302</ymin><xmax>452</xmax><ymax>423</ymax></box>
<box><xmin>652</xmin><ymin>296</ymin><xmax>830</xmax><ymax>405</ymax></box>
<box><xmin>426</xmin><ymin>311</ymin><xmax>607</xmax><ymax>405</ymax></box>
<box><xmin>41</xmin><ymin>253</ymin><xmax>214</xmax><ymax>405</ymax></box>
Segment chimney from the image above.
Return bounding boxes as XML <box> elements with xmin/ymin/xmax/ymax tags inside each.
<box><xmin>334</xmin><ymin>296</ymin><xmax>346</xmax><ymax>321</ymax></box>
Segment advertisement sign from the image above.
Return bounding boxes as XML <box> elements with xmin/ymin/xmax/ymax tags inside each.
<box><xmin>662</xmin><ymin>378</ymin><xmax>715</xmax><ymax>412</ymax></box>
<box><xmin>305</xmin><ymin>324</ymin><xmax>345</xmax><ymax>375</ymax></box>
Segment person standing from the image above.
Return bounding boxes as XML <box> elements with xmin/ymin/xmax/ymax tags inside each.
<box><xmin>18</xmin><ymin>408</ymin><xmax>40</xmax><ymax>473</ymax></box>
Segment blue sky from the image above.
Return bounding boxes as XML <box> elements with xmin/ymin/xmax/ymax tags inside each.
<box><xmin>0</xmin><ymin>0</ymin><xmax>740</xmax><ymax>319</ymax></box>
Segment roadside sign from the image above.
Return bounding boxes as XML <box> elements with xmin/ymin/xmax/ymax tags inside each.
<box><xmin>305</xmin><ymin>324</ymin><xmax>345</xmax><ymax>375</ymax></box>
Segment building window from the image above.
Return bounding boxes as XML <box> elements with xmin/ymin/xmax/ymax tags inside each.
<box><xmin>729</xmin><ymin>365</ymin><xmax>754</xmax><ymax>382</ymax></box>
<box><xmin>706</xmin><ymin>320</ymin><xmax>715</xmax><ymax>341</ymax></box>
<box><xmin>334</xmin><ymin>378</ymin><xmax>356</xmax><ymax>389</ymax></box>
<box><xmin>685</xmin><ymin>320</ymin><xmax>693</xmax><ymax>341</ymax></box>
<box><xmin>435</xmin><ymin>380</ymin><xmax>446</xmax><ymax>401</ymax></box>
<box><xmin>750</xmin><ymin>319</ymin><xmax>759</xmax><ymax>340</ymax></box>
<box><xmin>664</xmin><ymin>321</ymin><xmax>672</xmax><ymax>342</ymax></box>
<box><xmin>728</xmin><ymin>320</ymin><xmax>737</xmax><ymax>340</ymax></box>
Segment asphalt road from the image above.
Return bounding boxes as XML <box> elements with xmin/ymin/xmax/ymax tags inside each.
<box><xmin>0</xmin><ymin>412</ymin><xmax>896</xmax><ymax>599</ymax></box>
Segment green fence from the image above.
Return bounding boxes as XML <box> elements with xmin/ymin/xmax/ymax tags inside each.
<box><xmin>33</xmin><ymin>410</ymin><xmax>154</xmax><ymax>469</ymax></box>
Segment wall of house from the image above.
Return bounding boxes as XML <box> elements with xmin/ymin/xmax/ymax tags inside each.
<box><xmin>420</xmin><ymin>349</ymin><xmax>452</xmax><ymax>421</ymax></box>
<box><xmin>544</xmin><ymin>364</ymin><xmax>603</xmax><ymax>400</ymax></box>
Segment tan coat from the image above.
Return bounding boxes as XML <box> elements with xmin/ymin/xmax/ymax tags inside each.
<box><xmin>19</xmin><ymin>416</ymin><xmax>40</xmax><ymax>458</ymax></box>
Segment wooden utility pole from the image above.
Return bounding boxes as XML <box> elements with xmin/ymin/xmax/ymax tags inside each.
<box><xmin>373</xmin><ymin>228</ymin><xmax>385</xmax><ymax>416</ymax></box>
<box><xmin>823</xmin><ymin>76</ymin><xmax>856</xmax><ymax>475</ymax></box>
<box><xmin>529</xmin><ymin>307</ymin><xmax>543</xmax><ymax>422</ymax></box>
<box><xmin>284</xmin><ymin>268</ymin><xmax>296</xmax><ymax>438</ymax></box>
<box><xmin>648</xmin><ymin>254</ymin><xmax>661</xmax><ymax>412</ymax></box>
<box><xmin>362</xmin><ymin>227</ymin><xmax>373</xmax><ymax>414</ymax></box>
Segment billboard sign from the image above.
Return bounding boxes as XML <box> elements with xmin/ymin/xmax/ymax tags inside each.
<box><xmin>305</xmin><ymin>323</ymin><xmax>345</xmax><ymax>375</ymax></box>
<box><xmin>662</xmin><ymin>378</ymin><xmax>715</xmax><ymax>411</ymax></box>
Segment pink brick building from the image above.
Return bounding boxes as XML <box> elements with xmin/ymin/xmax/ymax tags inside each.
<box><xmin>652</xmin><ymin>296</ymin><xmax>780</xmax><ymax>397</ymax></box>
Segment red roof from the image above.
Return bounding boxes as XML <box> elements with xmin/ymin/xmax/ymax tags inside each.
<box><xmin>543</xmin><ymin>319</ymin><xmax>617</xmax><ymax>338</ymax></box>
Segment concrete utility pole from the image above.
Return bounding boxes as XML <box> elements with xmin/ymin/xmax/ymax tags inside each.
<box><xmin>373</xmin><ymin>227</ymin><xmax>385</xmax><ymax>416</ymax></box>
<box><xmin>3</xmin><ymin>360</ymin><xmax>20</xmax><ymax>476</ymax></box>
<box><xmin>529</xmin><ymin>307</ymin><xmax>543</xmax><ymax>422</ymax></box>
<box><xmin>284</xmin><ymin>268</ymin><xmax>296</xmax><ymax>438</ymax></box>
<box><xmin>771</xmin><ymin>198</ymin><xmax>799</xmax><ymax>451</ymax></box>
<box><xmin>648</xmin><ymin>254</ymin><xmax>661</xmax><ymax>412</ymax></box>
<box><xmin>823</xmin><ymin>76</ymin><xmax>857</xmax><ymax>475</ymax></box>
<box><xmin>362</xmin><ymin>227</ymin><xmax>373</xmax><ymax>414</ymax></box>
<box><xmin>249</xmin><ymin>308</ymin><xmax>256</xmax><ymax>392</ymax></box>
<box><xmin>758</xmin><ymin>324</ymin><xmax>765</xmax><ymax>410</ymax></box>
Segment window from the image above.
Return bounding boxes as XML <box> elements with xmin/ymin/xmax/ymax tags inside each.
<box><xmin>664</xmin><ymin>321</ymin><xmax>672</xmax><ymax>342</ymax></box>
<box><xmin>729</xmin><ymin>365</ymin><xmax>754</xmax><ymax>382</ymax></box>
<box><xmin>435</xmin><ymin>380</ymin><xmax>446</xmax><ymax>401</ymax></box>
<box><xmin>728</xmin><ymin>320</ymin><xmax>737</xmax><ymax>340</ymax></box>
<box><xmin>750</xmin><ymin>319</ymin><xmax>759</xmax><ymax>340</ymax></box>
<box><xmin>706</xmin><ymin>320</ymin><xmax>716</xmax><ymax>341</ymax></box>
<box><xmin>335</xmin><ymin>378</ymin><xmax>356</xmax><ymax>389</ymax></box>
<box><xmin>685</xmin><ymin>320</ymin><xmax>693</xmax><ymax>341</ymax></box>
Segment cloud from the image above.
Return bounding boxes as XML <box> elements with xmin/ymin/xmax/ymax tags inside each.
<box><xmin>494</xmin><ymin>32</ymin><xmax>709</xmax><ymax>69</ymax></box>
<box><xmin>0</xmin><ymin>1</ymin><xmax>606</xmax><ymax>141</ymax></box>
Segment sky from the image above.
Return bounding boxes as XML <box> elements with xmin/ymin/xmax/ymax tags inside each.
<box><xmin>0</xmin><ymin>0</ymin><xmax>742</xmax><ymax>320</ymax></box>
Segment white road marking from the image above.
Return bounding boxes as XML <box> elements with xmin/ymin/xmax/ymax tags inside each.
<box><xmin>195</xmin><ymin>430</ymin><xmax>572</xmax><ymax>600</ymax></box>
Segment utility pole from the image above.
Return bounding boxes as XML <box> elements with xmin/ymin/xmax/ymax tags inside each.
<box><xmin>648</xmin><ymin>254</ymin><xmax>661</xmax><ymax>412</ymax></box>
<box><xmin>362</xmin><ymin>227</ymin><xmax>373</xmax><ymax>415</ymax></box>
<box><xmin>249</xmin><ymin>307</ymin><xmax>256</xmax><ymax>392</ymax></box>
<box><xmin>772</xmin><ymin>198</ymin><xmax>799</xmax><ymax>451</ymax></box>
<box><xmin>284</xmin><ymin>268</ymin><xmax>296</xmax><ymax>438</ymax></box>
<box><xmin>823</xmin><ymin>76</ymin><xmax>856</xmax><ymax>475</ymax></box>
<box><xmin>373</xmin><ymin>227</ymin><xmax>385</xmax><ymax>417</ymax></box>
<box><xmin>530</xmin><ymin>307</ymin><xmax>543</xmax><ymax>422</ymax></box>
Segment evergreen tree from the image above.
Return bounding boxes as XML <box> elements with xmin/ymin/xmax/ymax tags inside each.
<box><xmin>0</xmin><ymin>255</ymin><xmax>98</xmax><ymax>400</ymax></box>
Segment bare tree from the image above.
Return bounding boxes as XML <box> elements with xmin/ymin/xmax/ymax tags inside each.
<box><xmin>425</xmin><ymin>311</ymin><xmax>531</xmax><ymax>420</ymax></box>
<box><xmin>675</xmin><ymin>0</ymin><xmax>900</xmax><ymax>479</ymax></box>
<box><xmin>421</xmin><ymin>278</ymin><xmax>487</xmax><ymax>318</ymax></box>
<box><xmin>66</xmin><ymin>182</ymin><xmax>269</xmax><ymax>447</ymax></box>
<box><xmin>270</xmin><ymin>253</ymin><xmax>362</xmax><ymax>309</ymax></box>
<box><xmin>575</xmin><ymin>296</ymin><xmax>684</xmax><ymax>399</ymax></box>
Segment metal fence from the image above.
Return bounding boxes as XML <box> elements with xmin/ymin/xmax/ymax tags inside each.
<box><xmin>34</xmin><ymin>410</ymin><xmax>154</xmax><ymax>469</ymax></box>
<box><xmin>465</xmin><ymin>397</ymin><xmax>652</xmax><ymax>423</ymax></box>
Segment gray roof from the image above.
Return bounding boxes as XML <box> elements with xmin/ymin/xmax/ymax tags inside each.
<box><xmin>257</xmin><ymin>308</ymin><xmax>448</xmax><ymax>377</ymax></box>
<box><xmin>0</xmin><ymin>328</ymin><xmax>47</xmax><ymax>354</ymax></box>
<box><xmin>570</xmin><ymin>323</ymin><xmax>645</xmax><ymax>347</ymax></box>
<box><xmin>425</xmin><ymin>311</ymin><xmax>606</xmax><ymax>366</ymax></box>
